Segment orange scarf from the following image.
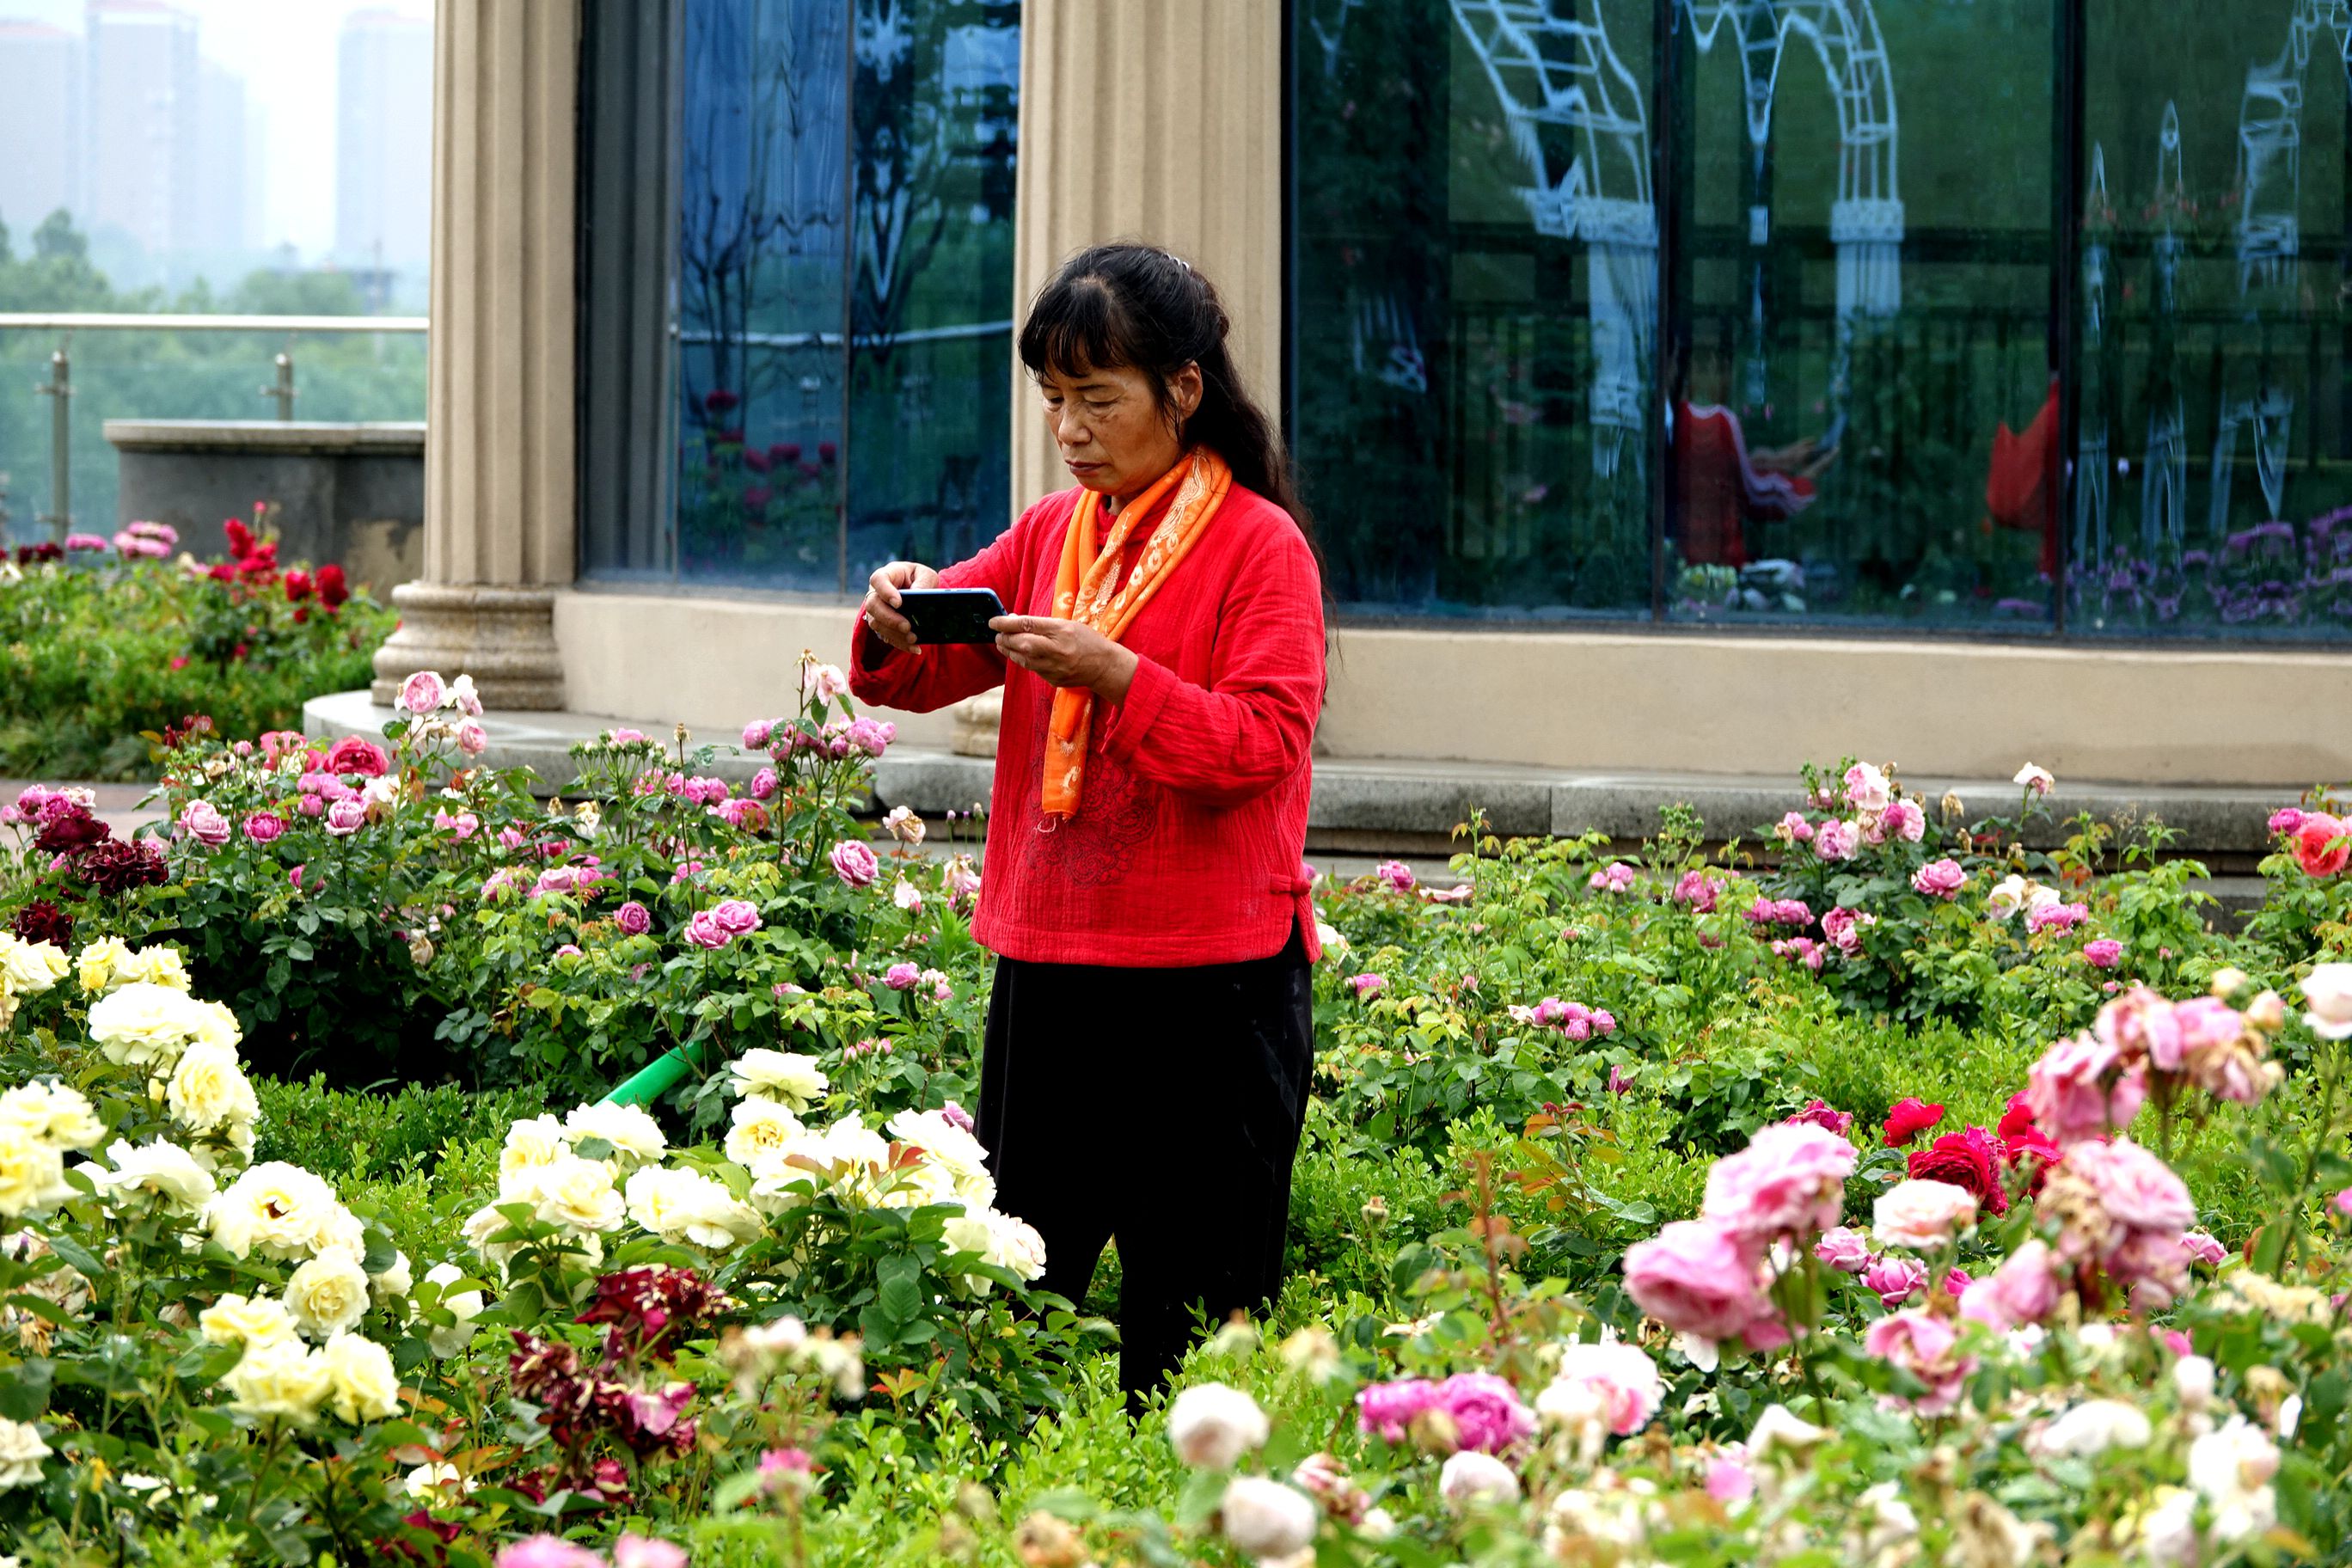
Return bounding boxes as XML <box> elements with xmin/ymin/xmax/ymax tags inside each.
<box><xmin>1041</xmin><ymin>446</ymin><xmax>1233</xmax><ymax>821</ymax></box>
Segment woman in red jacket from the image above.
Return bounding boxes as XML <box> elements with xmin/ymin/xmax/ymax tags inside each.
<box><xmin>851</xmin><ymin>243</ymin><xmax>1326</xmax><ymax>1406</ymax></box>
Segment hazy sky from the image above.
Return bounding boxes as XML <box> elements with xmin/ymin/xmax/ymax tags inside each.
<box><xmin>5</xmin><ymin>0</ymin><xmax>431</xmax><ymax>259</ymax></box>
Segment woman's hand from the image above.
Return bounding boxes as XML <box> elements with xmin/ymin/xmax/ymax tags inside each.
<box><xmin>861</xmin><ymin>561</ymin><xmax>941</xmax><ymax>654</ymax></box>
<box><xmin>991</xmin><ymin>616</ymin><xmax>1139</xmax><ymax>701</ymax></box>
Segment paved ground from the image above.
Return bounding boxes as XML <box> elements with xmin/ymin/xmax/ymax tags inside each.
<box><xmin>0</xmin><ymin>779</ymin><xmax>168</xmax><ymax>840</ymax></box>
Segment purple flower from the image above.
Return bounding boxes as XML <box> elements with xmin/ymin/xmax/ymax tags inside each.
<box><xmin>830</xmin><ymin>838</ymin><xmax>879</xmax><ymax>889</ymax></box>
<box><xmin>615</xmin><ymin>900</ymin><xmax>652</xmax><ymax>936</ymax></box>
<box><xmin>2269</xmin><ymin>806</ymin><xmax>2307</xmax><ymax>836</ymax></box>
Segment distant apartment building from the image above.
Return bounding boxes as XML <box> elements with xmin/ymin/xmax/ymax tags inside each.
<box><xmin>0</xmin><ymin>21</ymin><xmax>82</xmax><ymax>238</ymax></box>
<box><xmin>335</xmin><ymin>7</ymin><xmax>431</xmax><ymax>278</ymax></box>
<box><xmin>83</xmin><ymin>0</ymin><xmax>199</xmax><ymax>256</ymax></box>
<box><xmin>193</xmin><ymin>58</ymin><xmax>248</xmax><ymax>253</ymax></box>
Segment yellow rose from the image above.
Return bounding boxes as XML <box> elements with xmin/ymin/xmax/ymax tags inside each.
<box><xmin>0</xmin><ymin>1082</ymin><xmax>104</xmax><ymax>1150</ymax></box>
<box><xmin>221</xmin><ymin>1338</ymin><xmax>330</xmax><ymax>1424</ymax></box>
<box><xmin>75</xmin><ymin>937</ymin><xmax>132</xmax><ymax>995</ymax></box>
<box><xmin>0</xmin><ymin>1127</ymin><xmax>69</xmax><ymax>1220</ymax></box>
<box><xmin>507</xmin><ymin>1155</ymin><xmax>623</xmax><ymax>1236</ymax></box>
<box><xmin>497</xmin><ymin>1116</ymin><xmax>569</xmax><ymax>1185</ymax></box>
<box><xmin>86</xmin><ymin>983</ymin><xmax>207</xmax><ymax>1074</ymax></box>
<box><xmin>320</xmin><ymin>1333</ymin><xmax>401</xmax><ymax>1424</ymax></box>
<box><xmin>0</xmin><ymin>935</ymin><xmax>68</xmax><ymax>996</ymax></box>
<box><xmin>166</xmin><ymin>1041</ymin><xmax>260</xmax><ymax>1141</ymax></box>
<box><xmin>199</xmin><ymin>1292</ymin><xmax>298</xmax><ymax>1350</ymax></box>
<box><xmin>205</xmin><ymin>1162</ymin><xmax>362</xmax><ymax>1261</ymax></box>
<box><xmin>116</xmin><ymin>946</ymin><xmax>191</xmax><ymax>992</ymax></box>
<box><xmin>723</xmin><ymin>1098</ymin><xmax>806</xmax><ymax>1173</ymax></box>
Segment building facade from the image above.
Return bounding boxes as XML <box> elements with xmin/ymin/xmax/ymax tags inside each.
<box><xmin>82</xmin><ymin>0</ymin><xmax>201</xmax><ymax>258</ymax></box>
<box><xmin>335</xmin><ymin>7</ymin><xmax>433</xmax><ymax>278</ymax></box>
<box><xmin>372</xmin><ymin>0</ymin><xmax>2352</xmax><ymax>787</ymax></box>
<box><xmin>0</xmin><ymin>21</ymin><xmax>81</xmax><ymax>239</ymax></box>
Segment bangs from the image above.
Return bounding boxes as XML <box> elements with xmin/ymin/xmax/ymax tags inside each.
<box><xmin>1018</xmin><ymin>274</ymin><xmax>1130</xmax><ymax>383</ymax></box>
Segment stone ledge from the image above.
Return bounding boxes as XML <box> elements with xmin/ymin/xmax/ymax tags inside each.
<box><xmin>104</xmin><ymin>419</ymin><xmax>427</xmax><ymax>455</ymax></box>
<box><xmin>304</xmin><ymin>691</ymin><xmax>2287</xmax><ymax>863</ymax></box>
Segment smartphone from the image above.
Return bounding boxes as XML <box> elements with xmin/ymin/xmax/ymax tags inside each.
<box><xmin>894</xmin><ymin>587</ymin><xmax>1007</xmax><ymax>645</ymax></box>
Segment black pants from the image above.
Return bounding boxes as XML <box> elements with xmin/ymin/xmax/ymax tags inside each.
<box><xmin>976</xmin><ymin>921</ymin><xmax>1315</xmax><ymax>1409</ymax></box>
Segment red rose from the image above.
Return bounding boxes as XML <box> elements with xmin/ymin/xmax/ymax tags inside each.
<box><xmin>315</xmin><ymin>563</ymin><xmax>349</xmax><ymax>609</ymax></box>
<box><xmin>1881</xmin><ymin>1096</ymin><xmax>1947</xmax><ymax>1147</ymax></box>
<box><xmin>1995</xmin><ymin>1090</ymin><xmax>2037</xmax><ymax>1141</ymax></box>
<box><xmin>2294</xmin><ymin>813</ymin><xmax>2349</xmax><ymax>879</ymax></box>
<box><xmin>285</xmin><ymin>569</ymin><xmax>313</xmax><ymax>602</ymax></box>
<box><xmin>1907</xmin><ymin>1124</ymin><xmax>2010</xmax><ymax>1216</ymax></box>
<box><xmin>322</xmin><ymin>736</ymin><xmax>389</xmax><ymax>777</ymax></box>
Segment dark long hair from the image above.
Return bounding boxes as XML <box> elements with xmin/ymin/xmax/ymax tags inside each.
<box><xmin>1017</xmin><ymin>242</ymin><xmax>1320</xmax><ymax>565</ymax></box>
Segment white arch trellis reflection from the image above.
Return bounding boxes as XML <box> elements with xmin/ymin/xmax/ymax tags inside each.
<box><xmin>1443</xmin><ymin>0</ymin><xmax>1904</xmax><ymax>478</ymax></box>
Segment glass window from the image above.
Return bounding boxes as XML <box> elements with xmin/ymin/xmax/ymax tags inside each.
<box><xmin>578</xmin><ymin>0</ymin><xmax>1019</xmax><ymax>591</ymax></box>
<box><xmin>1290</xmin><ymin>0</ymin><xmax>1659</xmax><ymax>618</ymax></box>
<box><xmin>2077</xmin><ymin>0</ymin><xmax>2352</xmax><ymax>639</ymax></box>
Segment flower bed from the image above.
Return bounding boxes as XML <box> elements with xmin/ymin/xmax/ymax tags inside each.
<box><xmin>0</xmin><ymin>511</ymin><xmax>389</xmax><ymax>781</ymax></box>
<box><xmin>0</xmin><ymin>670</ymin><xmax>2348</xmax><ymax>1563</ymax></box>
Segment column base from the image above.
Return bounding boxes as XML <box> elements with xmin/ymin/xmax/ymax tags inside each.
<box><xmin>950</xmin><ymin>691</ymin><xmax>1002</xmax><ymax>758</ymax></box>
<box><xmin>371</xmin><ymin>582</ymin><xmax>567</xmax><ymax>710</ymax></box>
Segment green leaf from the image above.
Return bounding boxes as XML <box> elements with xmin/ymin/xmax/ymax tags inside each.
<box><xmin>874</xmin><ymin>1251</ymin><xmax>924</xmax><ymax>1331</ymax></box>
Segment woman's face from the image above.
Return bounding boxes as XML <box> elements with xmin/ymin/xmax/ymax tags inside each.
<box><xmin>1037</xmin><ymin>360</ymin><xmax>1201</xmax><ymax>500</ymax></box>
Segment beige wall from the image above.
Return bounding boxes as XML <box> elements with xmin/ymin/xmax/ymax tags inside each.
<box><xmin>1317</xmin><ymin>627</ymin><xmax>2352</xmax><ymax>787</ymax></box>
<box><xmin>553</xmin><ymin>589</ymin><xmax>958</xmax><ymax>749</ymax></box>
<box><xmin>1008</xmin><ymin>0</ymin><xmax>1283</xmax><ymax>517</ymax></box>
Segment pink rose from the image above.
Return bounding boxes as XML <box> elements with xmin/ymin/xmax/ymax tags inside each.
<box><xmin>242</xmin><ymin>811</ymin><xmax>285</xmax><ymax>844</ymax></box>
<box><xmin>1911</xmin><ymin>858</ymin><xmax>1966</xmax><ymax>898</ymax></box>
<box><xmin>710</xmin><ymin>898</ymin><xmax>761</xmax><ymax>935</ymax></box>
<box><xmin>1375</xmin><ymin>859</ymin><xmax>1418</xmax><ymax>893</ymax></box>
<box><xmin>685</xmin><ymin>910</ymin><xmax>733</xmax><ymax>949</ymax></box>
<box><xmin>325</xmin><ymin>799</ymin><xmax>367</xmax><ymax>836</ymax></box>
<box><xmin>494</xmin><ymin>1537</ymin><xmax>608</xmax><ymax>1568</ymax></box>
<box><xmin>1589</xmin><ymin>861</ymin><xmax>1636</xmax><ymax>893</ymax></box>
<box><xmin>2066</xmin><ymin>1136</ymin><xmax>2195</xmax><ymax>1234</ymax></box>
<box><xmin>1701</xmin><ymin>1123</ymin><xmax>1857</xmax><ymax>1246</ymax></box>
<box><xmin>1880</xmin><ymin>799</ymin><xmax>1926</xmax><ymax>843</ymax></box>
<box><xmin>1547</xmin><ymin>1340</ymin><xmax>1663</xmax><ymax>1436</ymax></box>
<box><xmin>830</xmin><ymin>838</ymin><xmax>879</xmax><ymax>889</ymax></box>
<box><xmin>1705</xmin><ymin>1452</ymin><xmax>1755</xmax><ymax>1507</ymax></box>
<box><xmin>750</xmin><ymin>767</ymin><xmax>778</xmax><ymax>800</ymax></box>
<box><xmin>455</xmin><ymin>720</ymin><xmax>489</xmax><ymax>757</ymax></box>
<box><xmin>1672</xmin><ymin>870</ymin><xmax>1719</xmax><ymax>912</ymax></box>
<box><xmin>1772</xmin><ymin>935</ymin><xmax>1824</xmax><ymax>971</ymax></box>
<box><xmin>1435</xmin><ymin>1371</ymin><xmax>1537</xmax><ymax>1455</ymax></box>
<box><xmin>2024</xmin><ymin>1033</ymin><xmax>2145</xmax><ymax>1146</ymax></box>
<box><xmin>1863</xmin><ymin>1309</ymin><xmax>1972</xmax><ymax>1414</ymax></box>
<box><xmin>177</xmin><ymin>800</ymin><xmax>230</xmax><ymax>847</ymax></box>
<box><xmin>1785</xmin><ymin>1099</ymin><xmax>1853</xmax><ymax>1136</ymax></box>
<box><xmin>1811</xmin><ymin>818</ymin><xmax>1859</xmax><ymax>861</ymax></box>
<box><xmin>1842</xmin><ymin>763</ymin><xmax>1891</xmax><ymax>812</ymax></box>
<box><xmin>1357</xmin><ymin>1378</ymin><xmax>1443</xmax><ymax>1443</ymax></box>
<box><xmin>323</xmin><ymin>736</ymin><xmax>389</xmax><ymax>778</ymax></box>
<box><xmin>742</xmin><ymin>720</ymin><xmax>773</xmax><ymax>749</ymax></box>
<box><xmin>1774</xmin><ymin>811</ymin><xmax>1815</xmax><ymax>845</ymax></box>
<box><xmin>434</xmin><ymin>809</ymin><xmax>480</xmax><ymax>841</ymax></box>
<box><xmin>2178</xmin><ymin>1229</ymin><xmax>2227</xmax><ymax>1266</ymax></box>
<box><xmin>2026</xmin><ymin>900</ymin><xmax>2091</xmax><ymax>935</ymax></box>
<box><xmin>288</xmin><ymin>864</ymin><xmax>308</xmax><ymax>891</ymax></box>
<box><xmin>1960</xmin><ymin>1238</ymin><xmax>2061</xmax><ymax>1331</ymax></box>
<box><xmin>1348</xmin><ymin>973</ymin><xmax>1387</xmax><ymax>1000</ymax></box>
<box><xmin>399</xmin><ymin>669</ymin><xmax>446</xmax><ymax>716</ymax></box>
<box><xmin>2268</xmin><ymin>806</ymin><xmax>2306</xmax><ymax>836</ymax></box>
<box><xmin>2294</xmin><ymin>812</ymin><xmax>2350</xmax><ymax>879</ymax></box>
<box><xmin>615</xmin><ymin>900</ymin><xmax>652</xmax><ymax>935</ymax></box>
<box><xmin>2083</xmin><ymin>938</ymin><xmax>2123</xmax><ymax>969</ymax></box>
<box><xmin>613</xmin><ymin>1536</ymin><xmax>688</xmax><ymax>1568</ymax></box>
<box><xmin>884</xmin><ymin>962</ymin><xmax>922</xmax><ymax>990</ymax></box>
<box><xmin>1813</xmin><ymin>1225</ymin><xmax>1872</xmax><ymax>1273</ymax></box>
<box><xmin>1622</xmin><ymin>1220</ymin><xmax>1767</xmax><ymax>1341</ymax></box>
<box><xmin>1864</xmin><ymin>1254</ymin><xmax>1927</xmax><ymax>1307</ymax></box>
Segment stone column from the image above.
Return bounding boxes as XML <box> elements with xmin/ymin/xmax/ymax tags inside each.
<box><xmin>371</xmin><ymin>0</ymin><xmax>579</xmax><ymax>709</ymax></box>
<box><xmin>1008</xmin><ymin>0</ymin><xmax>1285</xmax><ymax>513</ymax></box>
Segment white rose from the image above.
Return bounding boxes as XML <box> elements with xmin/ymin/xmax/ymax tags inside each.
<box><xmin>420</xmin><ymin>1262</ymin><xmax>486</xmax><ymax>1358</ymax></box>
<box><xmin>2014</xmin><ymin>762</ymin><xmax>2055</xmax><ymax>795</ymax></box>
<box><xmin>1167</xmin><ymin>1381</ymin><xmax>1270</xmax><ymax>1469</ymax></box>
<box><xmin>726</xmin><ymin>1048</ymin><xmax>829</xmax><ymax>1112</ymax></box>
<box><xmin>222</xmin><ymin>1337</ymin><xmax>331</xmax><ymax>1424</ymax></box>
<box><xmin>2032</xmin><ymin>1399</ymin><xmax>2153</xmax><ymax>1458</ymax></box>
<box><xmin>364</xmin><ymin>1249</ymin><xmax>413</xmax><ymax>1301</ymax></box>
<box><xmin>1747</xmin><ymin>1403</ymin><xmax>1830</xmax><ymax>1457</ymax></box>
<box><xmin>0</xmin><ymin>1418</ymin><xmax>50</xmax><ymax>1490</ymax></box>
<box><xmin>285</xmin><ymin>1249</ymin><xmax>372</xmax><ymax>1340</ymax></box>
<box><xmin>0</xmin><ymin>935</ymin><xmax>68</xmax><ymax>996</ymax></box>
<box><xmin>319</xmin><ymin>1332</ymin><xmax>401</xmax><ymax>1423</ymax></box>
<box><xmin>884</xmin><ymin>1109</ymin><xmax>995</xmax><ymax>1204</ymax></box>
<box><xmin>0</xmin><ymin>1081</ymin><xmax>103</xmax><ymax>1149</ymax></box>
<box><xmin>1314</xmin><ymin>920</ymin><xmax>1347</xmax><ymax>959</ymax></box>
<box><xmin>2299</xmin><ymin>963</ymin><xmax>2352</xmax><ymax>1041</ymax></box>
<box><xmin>402</xmin><ymin>1461</ymin><xmax>475</xmax><ymax>1499</ymax></box>
<box><xmin>498</xmin><ymin>1115</ymin><xmax>571</xmax><ymax>1185</ymax></box>
<box><xmin>83</xmin><ymin>1138</ymin><xmax>216</xmax><ymax>1213</ymax></box>
<box><xmin>506</xmin><ymin>1155</ymin><xmax>623</xmax><ymax>1235</ymax></box>
<box><xmin>1219</xmin><ymin>1474</ymin><xmax>1319</xmax><ymax>1556</ymax></box>
<box><xmin>623</xmin><ymin>1165</ymin><xmax>763</xmax><ymax>1250</ymax></box>
<box><xmin>724</xmin><ymin>1097</ymin><xmax>807</xmax><ymax>1173</ymax></box>
<box><xmin>187</xmin><ymin>999</ymin><xmax>241</xmax><ymax>1051</ymax></box>
<box><xmin>2137</xmin><ymin>1485</ymin><xmax>2201</xmax><ymax>1566</ymax></box>
<box><xmin>943</xmin><ymin>1205</ymin><xmax>1046</xmax><ymax>1290</ymax></box>
<box><xmin>1872</xmin><ymin>1179</ymin><xmax>1979</xmax><ymax>1253</ymax></box>
<box><xmin>87</xmin><ymin>983</ymin><xmax>209</xmax><ymax>1073</ymax></box>
<box><xmin>205</xmin><ymin>1162</ymin><xmax>358</xmax><ymax>1260</ymax></box>
<box><xmin>1438</xmin><ymin>1449</ymin><xmax>1521</xmax><ymax>1511</ymax></box>
<box><xmin>117</xmin><ymin>946</ymin><xmax>191</xmax><ymax>992</ymax></box>
<box><xmin>1986</xmin><ymin>874</ymin><xmax>2033</xmax><ymax>920</ymax></box>
<box><xmin>199</xmin><ymin>1292</ymin><xmax>298</xmax><ymax>1350</ymax></box>
<box><xmin>166</xmin><ymin>1040</ymin><xmax>260</xmax><ymax>1141</ymax></box>
<box><xmin>562</xmin><ymin>1101</ymin><xmax>667</xmax><ymax>1170</ymax></box>
<box><xmin>2188</xmin><ymin>1416</ymin><xmax>2279</xmax><ymax>1542</ymax></box>
<box><xmin>0</xmin><ymin>1127</ymin><xmax>69</xmax><ymax>1220</ymax></box>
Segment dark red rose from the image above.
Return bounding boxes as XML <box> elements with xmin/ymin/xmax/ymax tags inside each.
<box><xmin>1907</xmin><ymin>1124</ymin><xmax>2010</xmax><ymax>1216</ymax></box>
<box><xmin>33</xmin><ymin>805</ymin><xmax>112</xmax><ymax>856</ymax></box>
<box><xmin>72</xmin><ymin>838</ymin><xmax>169</xmax><ymax>895</ymax></box>
<box><xmin>284</xmin><ymin>568</ymin><xmax>313</xmax><ymax>602</ymax></box>
<box><xmin>9</xmin><ymin>900</ymin><xmax>73</xmax><ymax>949</ymax></box>
<box><xmin>743</xmin><ymin>448</ymin><xmax>772</xmax><ymax>473</ymax></box>
<box><xmin>315</xmin><ymin>563</ymin><xmax>349</xmax><ymax>609</ymax></box>
<box><xmin>1785</xmin><ymin>1098</ymin><xmax>1854</xmax><ymax>1136</ymax></box>
<box><xmin>1881</xmin><ymin>1096</ymin><xmax>1947</xmax><ymax>1148</ymax></box>
<box><xmin>702</xmin><ymin>388</ymin><xmax>740</xmax><ymax>414</ymax></box>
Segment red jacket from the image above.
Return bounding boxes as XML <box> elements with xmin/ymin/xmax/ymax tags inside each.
<box><xmin>849</xmin><ymin>481</ymin><xmax>1326</xmax><ymax>968</ymax></box>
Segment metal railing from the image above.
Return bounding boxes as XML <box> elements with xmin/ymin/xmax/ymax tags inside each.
<box><xmin>0</xmin><ymin>313</ymin><xmax>428</xmax><ymax>543</ymax></box>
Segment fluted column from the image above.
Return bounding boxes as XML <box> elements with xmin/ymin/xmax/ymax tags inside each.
<box><xmin>1008</xmin><ymin>0</ymin><xmax>1284</xmax><ymax>514</ymax></box>
<box><xmin>371</xmin><ymin>0</ymin><xmax>579</xmax><ymax>708</ymax></box>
